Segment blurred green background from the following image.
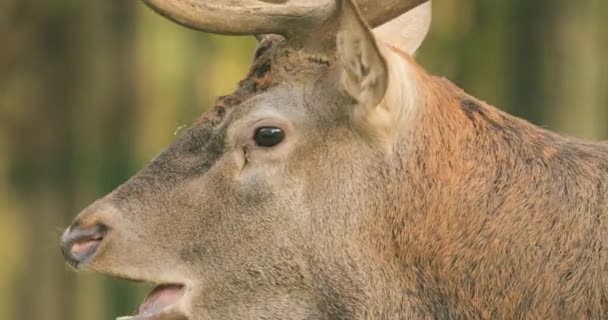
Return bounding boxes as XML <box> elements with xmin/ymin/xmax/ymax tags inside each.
<box><xmin>0</xmin><ymin>1</ymin><xmax>606</xmax><ymax>319</ymax></box>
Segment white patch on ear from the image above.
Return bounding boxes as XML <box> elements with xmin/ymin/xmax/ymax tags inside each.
<box><xmin>336</xmin><ymin>0</ymin><xmax>388</xmax><ymax>109</ymax></box>
<box><xmin>374</xmin><ymin>1</ymin><xmax>432</xmax><ymax>55</ymax></box>
<box><xmin>335</xmin><ymin>0</ymin><xmax>425</xmax><ymax>150</ymax></box>
<box><xmin>381</xmin><ymin>49</ymin><xmax>420</xmax><ymax>137</ymax></box>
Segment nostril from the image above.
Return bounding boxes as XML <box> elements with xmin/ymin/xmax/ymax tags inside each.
<box><xmin>69</xmin><ymin>235</ymin><xmax>104</xmax><ymax>262</ymax></box>
<box><xmin>61</xmin><ymin>223</ymin><xmax>108</xmax><ymax>267</ymax></box>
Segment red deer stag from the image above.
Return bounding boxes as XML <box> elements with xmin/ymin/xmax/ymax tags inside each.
<box><xmin>61</xmin><ymin>0</ymin><xmax>608</xmax><ymax>319</ymax></box>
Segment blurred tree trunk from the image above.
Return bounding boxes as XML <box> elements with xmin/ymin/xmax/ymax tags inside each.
<box><xmin>421</xmin><ymin>0</ymin><xmax>607</xmax><ymax>140</ymax></box>
<box><xmin>5</xmin><ymin>1</ymin><xmax>137</xmax><ymax>319</ymax></box>
<box><xmin>544</xmin><ymin>0</ymin><xmax>608</xmax><ymax>139</ymax></box>
<box><xmin>506</xmin><ymin>0</ymin><xmax>557</xmax><ymax>124</ymax></box>
<box><xmin>73</xmin><ymin>1</ymin><xmax>140</xmax><ymax>319</ymax></box>
<box><xmin>8</xmin><ymin>2</ymin><xmax>80</xmax><ymax>319</ymax></box>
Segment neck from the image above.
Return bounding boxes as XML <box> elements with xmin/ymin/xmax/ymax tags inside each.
<box><xmin>384</xmin><ymin>61</ymin><xmax>608</xmax><ymax>317</ymax></box>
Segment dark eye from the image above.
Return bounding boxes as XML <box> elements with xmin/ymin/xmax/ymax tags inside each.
<box><xmin>254</xmin><ymin>127</ymin><xmax>285</xmax><ymax>147</ymax></box>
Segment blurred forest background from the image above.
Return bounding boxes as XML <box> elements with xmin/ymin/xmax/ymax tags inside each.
<box><xmin>0</xmin><ymin>0</ymin><xmax>607</xmax><ymax>319</ymax></box>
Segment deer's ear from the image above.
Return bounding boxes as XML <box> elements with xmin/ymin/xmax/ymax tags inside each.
<box><xmin>336</xmin><ymin>0</ymin><xmax>388</xmax><ymax>110</ymax></box>
<box><xmin>373</xmin><ymin>1</ymin><xmax>432</xmax><ymax>55</ymax></box>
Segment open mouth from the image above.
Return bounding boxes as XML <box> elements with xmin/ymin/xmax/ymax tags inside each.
<box><xmin>117</xmin><ymin>283</ymin><xmax>187</xmax><ymax>320</ymax></box>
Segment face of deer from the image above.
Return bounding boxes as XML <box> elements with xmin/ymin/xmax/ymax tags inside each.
<box><xmin>61</xmin><ymin>1</ymin><xmax>431</xmax><ymax>319</ymax></box>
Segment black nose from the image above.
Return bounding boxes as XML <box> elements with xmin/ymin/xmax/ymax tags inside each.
<box><xmin>61</xmin><ymin>222</ymin><xmax>108</xmax><ymax>267</ymax></box>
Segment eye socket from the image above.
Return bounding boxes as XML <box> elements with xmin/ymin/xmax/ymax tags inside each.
<box><xmin>253</xmin><ymin>127</ymin><xmax>285</xmax><ymax>147</ymax></box>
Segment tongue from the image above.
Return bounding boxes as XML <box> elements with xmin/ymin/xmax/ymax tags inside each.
<box><xmin>136</xmin><ymin>284</ymin><xmax>184</xmax><ymax>317</ymax></box>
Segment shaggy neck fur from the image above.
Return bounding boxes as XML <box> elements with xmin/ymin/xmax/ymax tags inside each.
<box><xmin>386</xmin><ymin>56</ymin><xmax>608</xmax><ymax>317</ymax></box>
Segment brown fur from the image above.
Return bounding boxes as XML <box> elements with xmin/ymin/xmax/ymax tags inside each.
<box><xmin>389</xmin><ymin>71</ymin><xmax>608</xmax><ymax>318</ymax></box>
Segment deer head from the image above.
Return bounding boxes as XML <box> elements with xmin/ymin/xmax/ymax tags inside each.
<box><xmin>61</xmin><ymin>0</ymin><xmax>432</xmax><ymax>319</ymax></box>
<box><xmin>61</xmin><ymin>0</ymin><xmax>608</xmax><ymax>317</ymax></box>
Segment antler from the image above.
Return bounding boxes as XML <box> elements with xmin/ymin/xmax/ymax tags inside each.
<box><xmin>142</xmin><ymin>0</ymin><xmax>429</xmax><ymax>37</ymax></box>
<box><xmin>359</xmin><ymin>0</ymin><xmax>429</xmax><ymax>28</ymax></box>
<box><xmin>142</xmin><ymin>0</ymin><xmax>333</xmax><ymax>37</ymax></box>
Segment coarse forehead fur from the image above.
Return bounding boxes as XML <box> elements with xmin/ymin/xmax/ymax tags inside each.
<box><xmin>196</xmin><ymin>35</ymin><xmax>334</xmax><ymax>128</ymax></box>
<box><xmin>197</xmin><ymin>35</ymin><xmax>424</xmax><ymax>155</ymax></box>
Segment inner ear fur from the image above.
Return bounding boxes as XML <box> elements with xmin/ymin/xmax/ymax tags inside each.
<box><xmin>336</xmin><ymin>0</ymin><xmax>389</xmax><ymax>110</ymax></box>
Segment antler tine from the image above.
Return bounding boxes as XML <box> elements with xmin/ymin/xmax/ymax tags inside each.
<box><xmin>358</xmin><ymin>0</ymin><xmax>430</xmax><ymax>28</ymax></box>
<box><xmin>142</xmin><ymin>0</ymin><xmax>430</xmax><ymax>37</ymax></box>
